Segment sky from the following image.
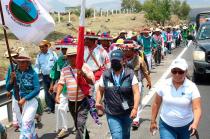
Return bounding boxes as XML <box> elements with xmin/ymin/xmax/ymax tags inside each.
<box><xmin>39</xmin><ymin>0</ymin><xmax>210</xmax><ymax>12</ymax></box>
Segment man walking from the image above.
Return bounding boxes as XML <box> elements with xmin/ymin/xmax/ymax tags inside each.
<box><xmin>56</xmin><ymin>47</ymin><xmax>95</xmax><ymax>139</ymax></box>
<box><xmin>34</xmin><ymin>40</ymin><xmax>58</xmax><ymax>114</ymax></box>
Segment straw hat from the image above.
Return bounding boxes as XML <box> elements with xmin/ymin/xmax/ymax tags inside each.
<box><xmin>154</xmin><ymin>28</ymin><xmax>162</xmax><ymax>32</ymax></box>
<box><xmin>39</xmin><ymin>40</ymin><xmax>51</xmax><ymax>47</ymax></box>
<box><xmin>141</xmin><ymin>28</ymin><xmax>151</xmax><ymax>33</ymax></box>
<box><xmin>66</xmin><ymin>47</ymin><xmax>77</xmax><ymax>56</ymax></box>
<box><xmin>4</xmin><ymin>47</ymin><xmax>24</xmax><ymax>58</ymax></box>
<box><xmin>15</xmin><ymin>51</ymin><xmax>31</xmax><ymax>62</ymax></box>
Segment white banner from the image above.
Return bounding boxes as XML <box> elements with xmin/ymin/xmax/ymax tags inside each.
<box><xmin>0</xmin><ymin>0</ymin><xmax>55</xmax><ymax>44</ymax></box>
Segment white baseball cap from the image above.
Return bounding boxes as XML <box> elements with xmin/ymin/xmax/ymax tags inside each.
<box><xmin>170</xmin><ymin>58</ymin><xmax>188</xmax><ymax>71</ymax></box>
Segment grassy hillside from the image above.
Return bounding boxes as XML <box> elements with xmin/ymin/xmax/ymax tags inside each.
<box><xmin>0</xmin><ymin>13</ymin><xmax>146</xmax><ymax>80</ymax></box>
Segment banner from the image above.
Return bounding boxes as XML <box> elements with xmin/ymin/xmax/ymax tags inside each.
<box><xmin>76</xmin><ymin>0</ymin><xmax>86</xmax><ymax>69</ymax></box>
<box><xmin>0</xmin><ymin>0</ymin><xmax>55</xmax><ymax>44</ymax></box>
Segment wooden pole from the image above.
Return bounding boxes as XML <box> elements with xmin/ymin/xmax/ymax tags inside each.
<box><xmin>0</xmin><ymin>1</ymin><xmax>21</xmax><ymax>103</ymax></box>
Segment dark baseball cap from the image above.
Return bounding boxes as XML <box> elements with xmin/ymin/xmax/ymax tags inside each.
<box><xmin>110</xmin><ymin>49</ymin><xmax>124</xmax><ymax>61</ymax></box>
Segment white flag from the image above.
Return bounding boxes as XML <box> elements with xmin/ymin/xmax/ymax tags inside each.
<box><xmin>0</xmin><ymin>0</ymin><xmax>55</xmax><ymax>44</ymax></box>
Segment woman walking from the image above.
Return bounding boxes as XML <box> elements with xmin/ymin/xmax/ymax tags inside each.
<box><xmin>150</xmin><ymin>58</ymin><xmax>202</xmax><ymax>139</ymax></box>
<box><xmin>6</xmin><ymin>52</ymin><xmax>40</xmax><ymax>139</ymax></box>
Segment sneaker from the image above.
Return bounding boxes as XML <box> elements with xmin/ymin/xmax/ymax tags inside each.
<box><xmin>56</xmin><ymin>129</ymin><xmax>69</xmax><ymax>138</ymax></box>
<box><xmin>132</xmin><ymin>121</ymin><xmax>140</xmax><ymax>130</ymax></box>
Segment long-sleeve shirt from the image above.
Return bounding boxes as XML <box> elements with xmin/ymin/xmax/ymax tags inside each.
<box><xmin>6</xmin><ymin>66</ymin><xmax>40</xmax><ymax>101</ymax></box>
<box><xmin>5</xmin><ymin>64</ymin><xmax>17</xmax><ymax>99</ymax></box>
<box><xmin>34</xmin><ymin>50</ymin><xmax>58</xmax><ymax>75</ymax></box>
<box><xmin>84</xmin><ymin>45</ymin><xmax>110</xmax><ymax>72</ymax></box>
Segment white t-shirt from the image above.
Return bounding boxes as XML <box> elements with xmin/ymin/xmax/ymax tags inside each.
<box><xmin>156</xmin><ymin>78</ymin><xmax>200</xmax><ymax>127</ymax></box>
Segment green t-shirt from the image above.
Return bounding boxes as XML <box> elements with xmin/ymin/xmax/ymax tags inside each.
<box><xmin>50</xmin><ymin>55</ymin><xmax>68</xmax><ymax>94</ymax></box>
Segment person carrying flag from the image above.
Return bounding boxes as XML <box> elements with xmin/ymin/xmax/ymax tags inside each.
<box><xmin>6</xmin><ymin>52</ymin><xmax>40</xmax><ymax>139</ymax></box>
<box><xmin>4</xmin><ymin>47</ymin><xmax>24</xmax><ymax>132</ymax></box>
<box><xmin>56</xmin><ymin>47</ymin><xmax>95</xmax><ymax>139</ymax></box>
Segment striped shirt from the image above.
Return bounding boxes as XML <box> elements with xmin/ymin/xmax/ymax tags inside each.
<box><xmin>58</xmin><ymin>63</ymin><xmax>94</xmax><ymax>101</ymax></box>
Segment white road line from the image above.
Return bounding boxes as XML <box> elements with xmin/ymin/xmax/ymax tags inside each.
<box><xmin>141</xmin><ymin>43</ymin><xmax>190</xmax><ymax>108</ymax></box>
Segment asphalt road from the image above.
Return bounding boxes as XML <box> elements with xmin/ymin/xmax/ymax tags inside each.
<box><xmin>6</xmin><ymin>44</ymin><xmax>210</xmax><ymax>139</ymax></box>
<box><xmin>182</xmin><ymin>45</ymin><xmax>210</xmax><ymax>139</ymax></box>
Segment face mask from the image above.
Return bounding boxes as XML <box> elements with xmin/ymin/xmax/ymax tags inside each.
<box><xmin>111</xmin><ymin>60</ymin><xmax>122</xmax><ymax>71</ymax></box>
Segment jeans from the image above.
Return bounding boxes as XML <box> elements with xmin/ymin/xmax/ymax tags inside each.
<box><xmin>159</xmin><ymin>118</ymin><xmax>192</xmax><ymax>139</ymax></box>
<box><xmin>42</xmin><ymin>75</ymin><xmax>55</xmax><ymax>112</ymax></box>
<box><xmin>106</xmin><ymin>114</ymin><xmax>132</xmax><ymax>139</ymax></box>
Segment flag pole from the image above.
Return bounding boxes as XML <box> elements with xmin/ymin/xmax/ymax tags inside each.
<box><xmin>0</xmin><ymin>1</ymin><xmax>21</xmax><ymax>103</ymax></box>
<box><xmin>75</xmin><ymin>0</ymin><xmax>86</xmax><ymax>131</ymax></box>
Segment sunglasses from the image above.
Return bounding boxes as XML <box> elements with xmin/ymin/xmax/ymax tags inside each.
<box><xmin>171</xmin><ymin>70</ymin><xmax>185</xmax><ymax>75</ymax></box>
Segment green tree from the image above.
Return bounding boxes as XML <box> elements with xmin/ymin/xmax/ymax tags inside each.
<box><xmin>71</xmin><ymin>7</ymin><xmax>94</xmax><ymax>18</ymax></box>
<box><xmin>171</xmin><ymin>0</ymin><xmax>190</xmax><ymax>20</ymax></box>
<box><xmin>171</xmin><ymin>0</ymin><xmax>181</xmax><ymax>15</ymax></box>
<box><xmin>143</xmin><ymin>0</ymin><xmax>171</xmax><ymax>25</ymax></box>
<box><xmin>179</xmin><ymin>1</ymin><xmax>191</xmax><ymax>20</ymax></box>
<box><xmin>121</xmin><ymin>0</ymin><xmax>142</xmax><ymax>12</ymax></box>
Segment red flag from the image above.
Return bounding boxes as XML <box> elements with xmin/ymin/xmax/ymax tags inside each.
<box><xmin>76</xmin><ymin>0</ymin><xmax>86</xmax><ymax>69</ymax></box>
